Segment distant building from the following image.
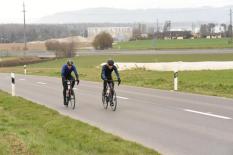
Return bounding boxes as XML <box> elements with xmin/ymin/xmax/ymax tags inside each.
<box><xmin>155</xmin><ymin>31</ymin><xmax>193</xmax><ymax>40</ymax></box>
<box><xmin>213</xmin><ymin>25</ymin><xmax>225</xmax><ymax>34</ymax></box>
<box><xmin>87</xmin><ymin>27</ymin><xmax>133</xmax><ymax>41</ymax></box>
<box><xmin>137</xmin><ymin>23</ymin><xmax>148</xmax><ymax>34</ymax></box>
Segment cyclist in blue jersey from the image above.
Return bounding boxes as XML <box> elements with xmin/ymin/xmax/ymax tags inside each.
<box><xmin>61</xmin><ymin>60</ymin><xmax>79</xmax><ymax>105</ymax></box>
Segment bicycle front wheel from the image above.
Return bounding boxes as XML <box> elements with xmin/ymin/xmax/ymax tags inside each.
<box><xmin>102</xmin><ymin>91</ymin><xmax>108</xmax><ymax>109</ymax></box>
<box><xmin>110</xmin><ymin>91</ymin><xmax>117</xmax><ymax>111</ymax></box>
<box><xmin>69</xmin><ymin>90</ymin><xmax>76</xmax><ymax>110</ymax></box>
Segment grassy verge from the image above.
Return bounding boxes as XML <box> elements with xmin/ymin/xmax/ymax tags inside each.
<box><xmin>113</xmin><ymin>38</ymin><xmax>233</xmax><ymax>50</ymax></box>
<box><xmin>0</xmin><ymin>56</ymin><xmax>51</xmax><ymax>67</ymax></box>
<box><xmin>0</xmin><ymin>91</ymin><xmax>159</xmax><ymax>155</ymax></box>
<box><xmin>122</xmin><ymin>69</ymin><xmax>233</xmax><ymax>98</ymax></box>
<box><xmin>1</xmin><ymin>54</ymin><xmax>233</xmax><ymax>98</ymax></box>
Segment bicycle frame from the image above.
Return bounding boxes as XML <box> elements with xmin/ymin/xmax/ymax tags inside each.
<box><xmin>105</xmin><ymin>80</ymin><xmax>118</xmax><ymax>95</ymax></box>
<box><xmin>65</xmin><ymin>80</ymin><xmax>73</xmax><ymax>98</ymax></box>
<box><xmin>106</xmin><ymin>83</ymin><xmax>113</xmax><ymax>101</ymax></box>
<box><xmin>64</xmin><ymin>80</ymin><xmax>76</xmax><ymax>109</ymax></box>
<box><xmin>102</xmin><ymin>80</ymin><xmax>118</xmax><ymax>111</ymax></box>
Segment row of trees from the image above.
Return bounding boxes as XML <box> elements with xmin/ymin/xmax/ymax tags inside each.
<box><xmin>199</xmin><ymin>23</ymin><xmax>232</xmax><ymax>38</ymax></box>
<box><xmin>0</xmin><ymin>24</ymin><xmax>87</xmax><ymax>43</ymax></box>
<box><xmin>0</xmin><ymin>23</ymin><xmax>131</xmax><ymax>43</ymax></box>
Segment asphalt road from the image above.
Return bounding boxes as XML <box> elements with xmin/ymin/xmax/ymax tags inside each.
<box><xmin>1</xmin><ymin>48</ymin><xmax>233</xmax><ymax>57</ymax></box>
<box><xmin>0</xmin><ymin>73</ymin><xmax>233</xmax><ymax>155</ymax></box>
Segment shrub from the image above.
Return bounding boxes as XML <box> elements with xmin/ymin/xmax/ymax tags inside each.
<box><xmin>45</xmin><ymin>40</ymin><xmax>75</xmax><ymax>58</ymax></box>
<box><xmin>92</xmin><ymin>32</ymin><xmax>113</xmax><ymax>50</ymax></box>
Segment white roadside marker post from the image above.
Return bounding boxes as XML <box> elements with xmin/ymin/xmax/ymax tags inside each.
<box><xmin>11</xmin><ymin>73</ymin><xmax>15</xmax><ymax>96</ymax></box>
<box><xmin>174</xmin><ymin>69</ymin><xmax>178</xmax><ymax>91</ymax></box>
<box><xmin>24</xmin><ymin>65</ymin><xmax>27</xmax><ymax>75</ymax></box>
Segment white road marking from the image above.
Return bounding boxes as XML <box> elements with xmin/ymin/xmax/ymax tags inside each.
<box><xmin>73</xmin><ymin>88</ymin><xmax>77</xmax><ymax>90</ymax></box>
<box><xmin>19</xmin><ymin>79</ymin><xmax>25</xmax><ymax>81</ymax></box>
<box><xmin>117</xmin><ymin>96</ymin><xmax>129</xmax><ymax>100</ymax></box>
<box><xmin>36</xmin><ymin>82</ymin><xmax>47</xmax><ymax>85</ymax></box>
<box><xmin>184</xmin><ymin>109</ymin><xmax>232</xmax><ymax>120</ymax></box>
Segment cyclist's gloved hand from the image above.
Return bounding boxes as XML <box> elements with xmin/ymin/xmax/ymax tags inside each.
<box><xmin>118</xmin><ymin>78</ymin><xmax>121</xmax><ymax>85</ymax></box>
<box><xmin>76</xmin><ymin>79</ymin><xmax>80</xmax><ymax>85</ymax></box>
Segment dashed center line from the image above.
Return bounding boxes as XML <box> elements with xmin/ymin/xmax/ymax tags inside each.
<box><xmin>117</xmin><ymin>96</ymin><xmax>129</xmax><ymax>100</ymax></box>
<box><xmin>36</xmin><ymin>82</ymin><xmax>47</xmax><ymax>85</ymax></box>
<box><xmin>184</xmin><ymin>109</ymin><xmax>232</xmax><ymax>120</ymax></box>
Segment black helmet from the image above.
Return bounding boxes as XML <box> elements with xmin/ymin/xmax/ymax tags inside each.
<box><xmin>67</xmin><ymin>60</ymin><xmax>73</xmax><ymax>66</ymax></box>
<box><xmin>107</xmin><ymin>59</ymin><xmax>114</xmax><ymax>66</ymax></box>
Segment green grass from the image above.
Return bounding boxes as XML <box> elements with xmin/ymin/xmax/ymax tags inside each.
<box><xmin>114</xmin><ymin>38</ymin><xmax>233</xmax><ymax>50</ymax></box>
<box><xmin>1</xmin><ymin>54</ymin><xmax>233</xmax><ymax>98</ymax></box>
<box><xmin>122</xmin><ymin>69</ymin><xmax>233</xmax><ymax>98</ymax></box>
<box><xmin>0</xmin><ymin>91</ymin><xmax>159</xmax><ymax>155</ymax></box>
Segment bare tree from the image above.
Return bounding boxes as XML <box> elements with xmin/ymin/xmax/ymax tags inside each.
<box><xmin>221</xmin><ymin>23</ymin><xmax>227</xmax><ymax>37</ymax></box>
<box><xmin>207</xmin><ymin>23</ymin><xmax>216</xmax><ymax>38</ymax></box>
<box><xmin>92</xmin><ymin>32</ymin><xmax>113</xmax><ymax>50</ymax></box>
<box><xmin>45</xmin><ymin>40</ymin><xmax>76</xmax><ymax>58</ymax></box>
<box><xmin>200</xmin><ymin>24</ymin><xmax>209</xmax><ymax>38</ymax></box>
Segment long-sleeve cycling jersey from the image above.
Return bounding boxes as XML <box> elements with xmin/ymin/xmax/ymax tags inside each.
<box><xmin>61</xmin><ymin>64</ymin><xmax>79</xmax><ymax>79</ymax></box>
<box><xmin>101</xmin><ymin>64</ymin><xmax>120</xmax><ymax>80</ymax></box>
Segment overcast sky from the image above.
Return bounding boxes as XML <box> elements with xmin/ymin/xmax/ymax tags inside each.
<box><xmin>0</xmin><ymin>0</ymin><xmax>233</xmax><ymax>23</ymax></box>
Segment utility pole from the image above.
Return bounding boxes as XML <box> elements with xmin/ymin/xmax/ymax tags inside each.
<box><xmin>230</xmin><ymin>8</ymin><xmax>233</xmax><ymax>43</ymax></box>
<box><xmin>153</xmin><ymin>19</ymin><xmax>159</xmax><ymax>50</ymax></box>
<box><xmin>191</xmin><ymin>23</ymin><xmax>195</xmax><ymax>33</ymax></box>
<box><xmin>23</xmin><ymin>2</ymin><xmax>27</xmax><ymax>52</ymax></box>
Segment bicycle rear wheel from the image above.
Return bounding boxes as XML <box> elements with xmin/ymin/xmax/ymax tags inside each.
<box><xmin>102</xmin><ymin>91</ymin><xmax>108</xmax><ymax>109</ymax></box>
<box><xmin>69</xmin><ymin>90</ymin><xmax>76</xmax><ymax>110</ymax></box>
<box><xmin>110</xmin><ymin>91</ymin><xmax>117</xmax><ymax>111</ymax></box>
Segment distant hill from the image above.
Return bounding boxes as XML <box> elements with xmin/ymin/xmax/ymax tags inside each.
<box><xmin>38</xmin><ymin>6</ymin><xmax>233</xmax><ymax>23</ymax></box>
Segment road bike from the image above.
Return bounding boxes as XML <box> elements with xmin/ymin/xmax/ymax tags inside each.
<box><xmin>102</xmin><ymin>80</ymin><xmax>119</xmax><ymax>111</ymax></box>
<box><xmin>65</xmin><ymin>80</ymin><xmax>76</xmax><ymax>109</ymax></box>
